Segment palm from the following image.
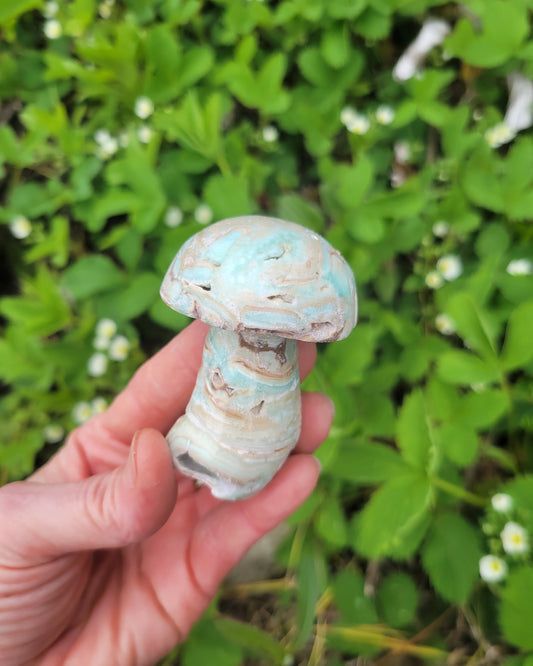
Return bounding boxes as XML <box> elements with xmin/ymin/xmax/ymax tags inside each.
<box><xmin>1</xmin><ymin>321</ymin><xmax>330</xmax><ymax>665</ymax></box>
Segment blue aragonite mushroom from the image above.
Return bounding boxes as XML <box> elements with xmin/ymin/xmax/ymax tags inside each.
<box><xmin>160</xmin><ymin>215</ymin><xmax>357</xmax><ymax>500</ymax></box>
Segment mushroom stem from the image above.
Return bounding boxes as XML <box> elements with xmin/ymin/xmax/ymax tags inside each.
<box><xmin>167</xmin><ymin>327</ymin><xmax>301</xmax><ymax>500</ymax></box>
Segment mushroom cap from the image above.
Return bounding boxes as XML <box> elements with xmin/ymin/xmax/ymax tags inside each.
<box><xmin>160</xmin><ymin>215</ymin><xmax>357</xmax><ymax>342</ymax></box>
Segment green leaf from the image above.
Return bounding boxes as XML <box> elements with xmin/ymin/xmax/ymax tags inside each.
<box><xmin>295</xmin><ymin>539</ymin><xmax>327</xmax><ymax>649</ymax></box>
<box><xmin>320</xmin><ymin>24</ymin><xmax>350</xmax><ymax>68</ymax></box>
<box><xmin>437</xmin><ymin>351</ymin><xmax>501</xmax><ymax>385</ymax></box>
<box><xmin>95</xmin><ymin>273</ymin><xmax>160</xmax><ymax>322</ymax></box>
<box><xmin>333</xmin><ymin>156</ymin><xmax>374</xmax><ymax>209</ymax></box>
<box><xmin>376</xmin><ymin>572</ymin><xmax>418</xmax><ymax>629</ymax></box>
<box><xmin>314</xmin><ymin>496</ymin><xmax>348</xmax><ymax>547</ymax></box>
<box><xmin>277</xmin><ymin>194</ymin><xmax>324</xmax><ymax>233</ymax></box>
<box><xmin>204</xmin><ymin>173</ymin><xmax>252</xmax><ymax>221</ymax></box>
<box><xmin>421</xmin><ymin>512</ymin><xmax>481</xmax><ymax>604</ymax></box>
<box><xmin>61</xmin><ymin>255</ymin><xmax>125</xmax><ymax>300</ymax></box>
<box><xmin>396</xmin><ymin>389</ymin><xmax>432</xmax><ymax>470</ymax></box>
<box><xmin>445</xmin><ymin>0</ymin><xmax>529</xmax><ymax>66</ymax></box>
<box><xmin>500</xmin><ymin>302</ymin><xmax>533</xmax><ymax>371</ymax></box>
<box><xmin>214</xmin><ymin>618</ymin><xmax>286</xmax><ymax>664</ymax></box>
<box><xmin>458</xmin><ymin>390</ymin><xmax>510</xmax><ymax>429</ymax></box>
<box><xmin>356</xmin><ymin>472</ymin><xmax>432</xmax><ymax>559</ymax></box>
<box><xmin>183</xmin><ymin>618</ymin><xmax>243</xmax><ymax>666</ymax></box>
<box><xmin>332</xmin><ymin>569</ymin><xmax>378</xmax><ymax>625</ymax></box>
<box><xmin>0</xmin><ymin>0</ymin><xmax>41</xmax><ymax>24</ymax></box>
<box><xmin>500</xmin><ymin>567</ymin><xmax>533</xmax><ymax>650</ymax></box>
<box><xmin>435</xmin><ymin>422</ymin><xmax>478</xmax><ymax>467</ymax></box>
<box><xmin>327</xmin><ymin>439</ymin><xmax>407</xmax><ymax>485</ymax></box>
<box><xmin>444</xmin><ymin>292</ymin><xmax>498</xmax><ymax>362</ymax></box>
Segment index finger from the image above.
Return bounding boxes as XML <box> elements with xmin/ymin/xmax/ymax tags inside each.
<box><xmin>99</xmin><ymin>320</ymin><xmax>318</xmax><ymax>442</ymax></box>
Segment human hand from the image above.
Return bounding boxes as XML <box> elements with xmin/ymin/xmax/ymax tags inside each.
<box><xmin>0</xmin><ymin>320</ymin><xmax>334</xmax><ymax>665</ymax></box>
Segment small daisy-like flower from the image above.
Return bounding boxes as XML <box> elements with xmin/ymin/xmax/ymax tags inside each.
<box><xmin>165</xmin><ymin>206</ymin><xmax>183</xmax><ymax>228</ymax></box>
<box><xmin>44</xmin><ymin>19</ymin><xmax>62</xmax><ymax>39</ymax></box>
<box><xmin>43</xmin><ymin>1</ymin><xmax>59</xmax><ymax>17</ymax></box>
<box><xmin>501</xmin><ymin>521</ymin><xmax>529</xmax><ymax>555</ymax></box>
<box><xmin>479</xmin><ymin>555</ymin><xmax>508</xmax><ymax>583</ymax></box>
<box><xmin>9</xmin><ymin>215</ymin><xmax>32</xmax><ymax>239</ymax></box>
<box><xmin>195</xmin><ymin>204</ymin><xmax>213</xmax><ymax>225</ymax></box>
<box><xmin>97</xmin><ymin>138</ymin><xmax>119</xmax><ymax>160</ymax></box>
<box><xmin>137</xmin><ymin>125</ymin><xmax>153</xmax><ymax>143</ymax></box>
<box><xmin>93</xmin><ymin>336</ymin><xmax>110</xmax><ymax>351</ymax></box>
<box><xmin>134</xmin><ymin>96</ymin><xmax>154</xmax><ymax>120</ymax></box>
<box><xmin>506</xmin><ymin>259</ymin><xmax>533</xmax><ymax>276</ymax></box>
<box><xmin>109</xmin><ymin>335</ymin><xmax>130</xmax><ymax>361</ymax></box>
<box><xmin>432</xmin><ymin>221</ymin><xmax>450</xmax><ymax>238</ymax></box>
<box><xmin>492</xmin><ymin>493</ymin><xmax>514</xmax><ymax>513</ymax></box>
<box><xmin>91</xmin><ymin>397</ymin><xmax>108</xmax><ymax>414</ymax></box>
<box><xmin>425</xmin><ymin>271</ymin><xmax>444</xmax><ymax>289</ymax></box>
<box><xmin>346</xmin><ymin>113</ymin><xmax>370</xmax><ymax>135</ymax></box>
<box><xmin>98</xmin><ymin>0</ymin><xmax>113</xmax><ymax>18</ymax></box>
<box><xmin>94</xmin><ymin>129</ymin><xmax>112</xmax><ymax>146</ymax></box>
<box><xmin>262</xmin><ymin>125</ymin><xmax>279</xmax><ymax>142</ymax></box>
<box><xmin>43</xmin><ymin>424</ymin><xmax>64</xmax><ymax>443</ymax></box>
<box><xmin>394</xmin><ymin>140</ymin><xmax>411</xmax><ymax>164</ymax></box>
<box><xmin>96</xmin><ymin>318</ymin><xmax>117</xmax><ymax>339</ymax></box>
<box><xmin>435</xmin><ymin>313</ymin><xmax>456</xmax><ymax>335</ymax></box>
<box><xmin>485</xmin><ymin>122</ymin><xmax>515</xmax><ymax>148</ymax></box>
<box><xmin>437</xmin><ymin>255</ymin><xmax>463</xmax><ymax>281</ymax></box>
<box><xmin>376</xmin><ymin>105</ymin><xmax>395</xmax><ymax>125</ymax></box>
<box><xmin>340</xmin><ymin>106</ymin><xmax>358</xmax><ymax>127</ymax></box>
<box><xmin>72</xmin><ymin>401</ymin><xmax>93</xmax><ymax>424</ymax></box>
<box><xmin>88</xmin><ymin>352</ymin><xmax>108</xmax><ymax>377</ymax></box>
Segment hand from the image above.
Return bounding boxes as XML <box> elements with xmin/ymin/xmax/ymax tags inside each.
<box><xmin>0</xmin><ymin>321</ymin><xmax>334</xmax><ymax>665</ymax></box>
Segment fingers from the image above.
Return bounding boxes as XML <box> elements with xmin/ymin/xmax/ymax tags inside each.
<box><xmin>0</xmin><ymin>430</ymin><xmax>177</xmax><ymax>564</ymax></box>
<box><xmin>295</xmin><ymin>392</ymin><xmax>335</xmax><ymax>454</ymax></box>
<box><xmin>187</xmin><ymin>454</ymin><xmax>321</xmax><ymax>598</ymax></box>
<box><xmin>98</xmin><ymin>320</ymin><xmax>318</xmax><ymax>441</ymax></box>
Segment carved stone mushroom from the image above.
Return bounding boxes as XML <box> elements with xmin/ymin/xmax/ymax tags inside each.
<box><xmin>160</xmin><ymin>215</ymin><xmax>357</xmax><ymax>500</ymax></box>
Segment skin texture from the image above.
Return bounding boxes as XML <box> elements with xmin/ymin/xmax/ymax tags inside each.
<box><xmin>0</xmin><ymin>320</ymin><xmax>334</xmax><ymax>666</ymax></box>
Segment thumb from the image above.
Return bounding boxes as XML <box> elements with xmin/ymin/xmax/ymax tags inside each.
<box><xmin>0</xmin><ymin>429</ymin><xmax>177</xmax><ymax>563</ymax></box>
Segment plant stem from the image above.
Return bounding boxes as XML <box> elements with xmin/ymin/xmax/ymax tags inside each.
<box><xmin>429</xmin><ymin>475</ymin><xmax>487</xmax><ymax>507</ymax></box>
<box><xmin>325</xmin><ymin>626</ymin><xmax>447</xmax><ymax>659</ymax></box>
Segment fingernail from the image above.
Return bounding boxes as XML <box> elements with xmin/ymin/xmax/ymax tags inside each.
<box><xmin>325</xmin><ymin>395</ymin><xmax>336</xmax><ymax>421</ymax></box>
<box><xmin>129</xmin><ymin>430</ymin><xmax>142</xmax><ymax>484</ymax></box>
<box><xmin>313</xmin><ymin>455</ymin><xmax>322</xmax><ymax>474</ymax></box>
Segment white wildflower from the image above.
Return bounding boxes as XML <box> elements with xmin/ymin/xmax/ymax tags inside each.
<box><xmin>118</xmin><ymin>132</ymin><xmax>130</xmax><ymax>148</ymax></box>
<box><xmin>165</xmin><ymin>206</ymin><xmax>183</xmax><ymax>228</ymax></box>
<box><xmin>72</xmin><ymin>401</ymin><xmax>93</xmax><ymax>424</ymax></box>
<box><xmin>435</xmin><ymin>313</ymin><xmax>456</xmax><ymax>335</ymax></box>
<box><xmin>91</xmin><ymin>397</ymin><xmax>108</xmax><ymax>414</ymax></box>
<box><xmin>394</xmin><ymin>140</ymin><xmax>411</xmax><ymax>164</ymax></box>
<box><xmin>96</xmin><ymin>318</ymin><xmax>117</xmax><ymax>339</ymax></box>
<box><xmin>432</xmin><ymin>221</ymin><xmax>450</xmax><ymax>238</ymax></box>
<box><xmin>262</xmin><ymin>125</ymin><xmax>279</xmax><ymax>142</ymax></box>
<box><xmin>93</xmin><ymin>336</ymin><xmax>110</xmax><ymax>351</ymax></box>
<box><xmin>94</xmin><ymin>129</ymin><xmax>112</xmax><ymax>145</ymax></box>
<box><xmin>340</xmin><ymin>106</ymin><xmax>358</xmax><ymax>127</ymax></box>
<box><xmin>425</xmin><ymin>271</ymin><xmax>444</xmax><ymax>289</ymax></box>
<box><xmin>87</xmin><ymin>352</ymin><xmax>108</xmax><ymax>377</ymax></box>
<box><xmin>134</xmin><ymin>96</ymin><xmax>154</xmax><ymax>120</ymax></box>
<box><xmin>137</xmin><ymin>125</ymin><xmax>153</xmax><ymax>143</ymax></box>
<box><xmin>346</xmin><ymin>113</ymin><xmax>370</xmax><ymax>135</ymax></box>
<box><xmin>376</xmin><ymin>105</ymin><xmax>395</xmax><ymax>125</ymax></box>
<box><xmin>391</xmin><ymin>166</ymin><xmax>407</xmax><ymax>189</ymax></box>
<box><xmin>44</xmin><ymin>19</ymin><xmax>62</xmax><ymax>39</ymax></box>
<box><xmin>98</xmin><ymin>0</ymin><xmax>113</xmax><ymax>19</ymax></box>
<box><xmin>195</xmin><ymin>204</ymin><xmax>213</xmax><ymax>225</ymax></box>
<box><xmin>505</xmin><ymin>72</ymin><xmax>533</xmax><ymax>134</ymax></box>
<box><xmin>492</xmin><ymin>493</ymin><xmax>514</xmax><ymax>513</ymax></box>
<box><xmin>501</xmin><ymin>521</ymin><xmax>529</xmax><ymax>555</ymax></box>
<box><xmin>393</xmin><ymin>19</ymin><xmax>451</xmax><ymax>82</ymax></box>
<box><xmin>9</xmin><ymin>215</ymin><xmax>32</xmax><ymax>239</ymax></box>
<box><xmin>479</xmin><ymin>555</ymin><xmax>508</xmax><ymax>583</ymax></box>
<box><xmin>437</xmin><ymin>254</ymin><xmax>463</xmax><ymax>281</ymax></box>
<box><xmin>485</xmin><ymin>122</ymin><xmax>515</xmax><ymax>148</ymax></box>
<box><xmin>108</xmin><ymin>335</ymin><xmax>130</xmax><ymax>361</ymax></box>
<box><xmin>506</xmin><ymin>259</ymin><xmax>533</xmax><ymax>276</ymax></box>
<box><xmin>43</xmin><ymin>1</ymin><xmax>59</xmax><ymax>18</ymax></box>
<box><xmin>43</xmin><ymin>424</ymin><xmax>64</xmax><ymax>443</ymax></box>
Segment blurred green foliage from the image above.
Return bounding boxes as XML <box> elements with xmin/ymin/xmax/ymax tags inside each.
<box><xmin>1</xmin><ymin>0</ymin><xmax>533</xmax><ymax>663</ymax></box>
